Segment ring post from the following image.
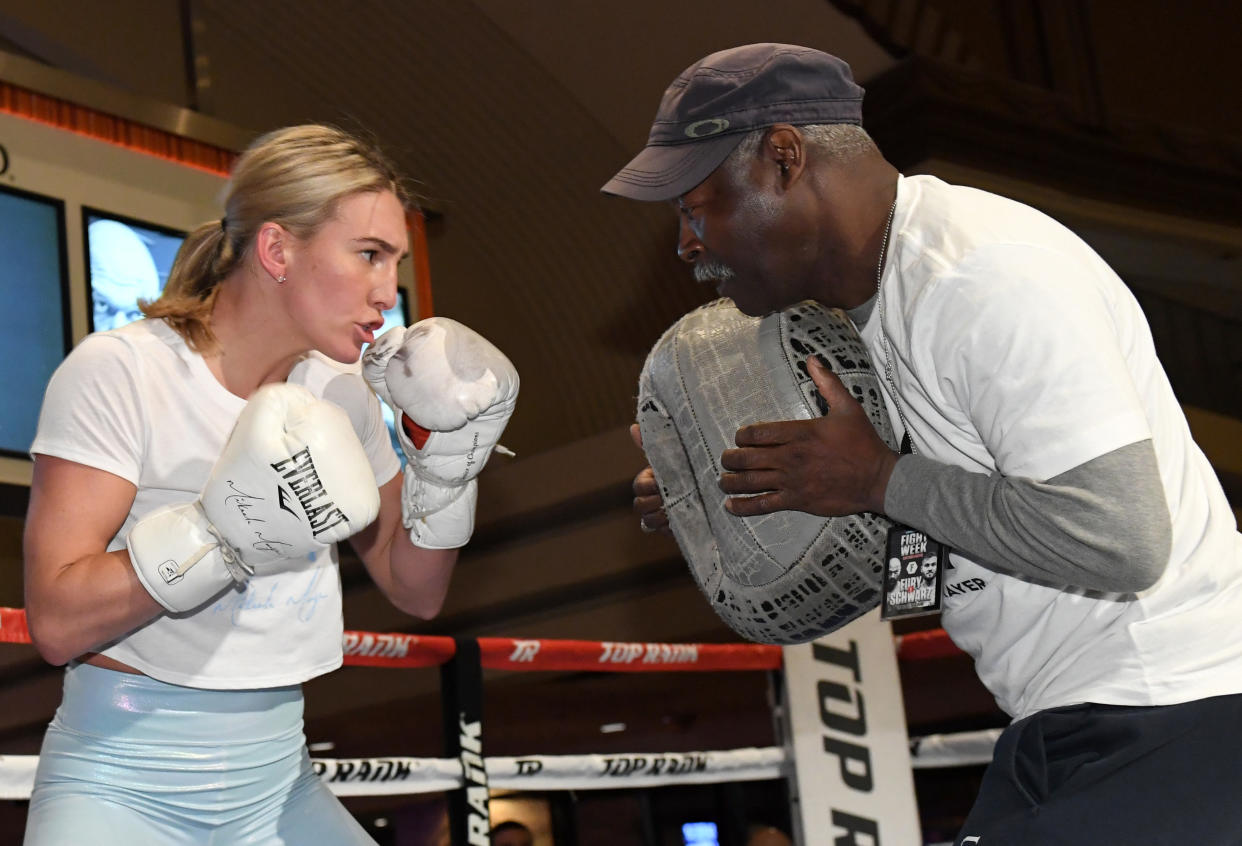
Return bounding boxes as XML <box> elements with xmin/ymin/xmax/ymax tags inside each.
<box><xmin>442</xmin><ymin>637</ymin><xmax>489</xmax><ymax>845</ymax></box>
<box><xmin>779</xmin><ymin>609</ymin><xmax>922</xmax><ymax>844</ymax></box>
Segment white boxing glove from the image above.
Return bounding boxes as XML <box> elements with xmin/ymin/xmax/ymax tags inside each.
<box><xmin>362</xmin><ymin>317</ymin><xmax>518</xmax><ymax>549</ymax></box>
<box><xmin>126</xmin><ymin>383</ymin><xmax>381</xmax><ymax>613</ymax></box>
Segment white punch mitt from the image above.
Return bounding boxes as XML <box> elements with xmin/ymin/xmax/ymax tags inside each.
<box><xmin>637</xmin><ymin>299</ymin><xmax>896</xmax><ymax>644</ymax></box>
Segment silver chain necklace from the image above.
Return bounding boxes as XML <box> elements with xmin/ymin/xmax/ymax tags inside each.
<box><xmin>873</xmin><ymin>196</ymin><xmax>916</xmax><ymax>454</ymax></box>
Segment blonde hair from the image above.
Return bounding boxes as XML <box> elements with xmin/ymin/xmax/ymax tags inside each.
<box><xmin>142</xmin><ymin>124</ymin><xmax>410</xmax><ymax>351</ymax></box>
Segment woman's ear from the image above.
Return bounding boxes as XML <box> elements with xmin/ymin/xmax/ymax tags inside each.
<box><xmin>254</xmin><ymin>222</ymin><xmax>289</xmax><ymax>283</ymax></box>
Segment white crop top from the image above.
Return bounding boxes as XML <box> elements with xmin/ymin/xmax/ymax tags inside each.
<box><xmin>31</xmin><ymin>319</ymin><xmax>400</xmax><ymax>689</ymax></box>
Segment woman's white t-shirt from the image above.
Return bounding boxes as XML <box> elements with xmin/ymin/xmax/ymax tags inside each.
<box><xmin>31</xmin><ymin>319</ymin><xmax>400</xmax><ymax>689</ymax></box>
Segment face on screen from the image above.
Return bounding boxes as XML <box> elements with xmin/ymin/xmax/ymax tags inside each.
<box><xmin>87</xmin><ymin>217</ymin><xmax>184</xmax><ymax>331</ymax></box>
<box><xmin>92</xmin><ymin>288</ymin><xmax>145</xmax><ymax>330</ymax></box>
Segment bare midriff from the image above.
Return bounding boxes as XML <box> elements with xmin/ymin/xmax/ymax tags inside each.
<box><xmin>82</xmin><ymin>652</ymin><xmax>143</xmax><ymax>675</ymax></box>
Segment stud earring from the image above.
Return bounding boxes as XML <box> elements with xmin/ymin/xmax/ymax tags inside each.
<box><xmin>277</xmin><ymin>275</ymin><xmax>287</xmax><ymax>285</ymax></box>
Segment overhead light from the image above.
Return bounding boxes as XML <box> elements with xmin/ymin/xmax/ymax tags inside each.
<box><xmin>308</xmin><ymin>741</ymin><xmax>336</xmax><ymax>752</ymax></box>
<box><xmin>374</xmin><ymin>818</ymin><xmax>389</xmax><ymax>829</ymax></box>
<box><xmin>600</xmin><ymin>722</ymin><xmax>627</xmax><ymax>734</ymax></box>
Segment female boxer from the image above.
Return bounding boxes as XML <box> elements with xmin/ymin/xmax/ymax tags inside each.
<box><xmin>22</xmin><ymin>124</ymin><xmax>516</xmax><ymax>844</ymax></box>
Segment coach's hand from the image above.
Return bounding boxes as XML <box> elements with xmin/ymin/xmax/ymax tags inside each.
<box><xmin>719</xmin><ymin>356</ymin><xmax>899</xmax><ymax>518</ymax></box>
<box><xmin>629</xmin><ymin>424</ymin><xmax>671</xmax><ymax>535</ymax></box>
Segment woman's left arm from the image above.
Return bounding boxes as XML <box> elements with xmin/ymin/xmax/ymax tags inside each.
<box><xmin>349</xmin><ymin>473</ymin><xmax>458</xmax><ymax>619</ymax></box>
<box><xmin>345</xmin><ymin>316</ymin><xmax>518</xmax><ymax>617</ymax></box>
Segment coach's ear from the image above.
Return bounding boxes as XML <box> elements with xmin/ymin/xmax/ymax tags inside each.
<box><xmin>762</xmin><ymin>125</ymin><xmax>807</xmax><ymax>188</ymax></box>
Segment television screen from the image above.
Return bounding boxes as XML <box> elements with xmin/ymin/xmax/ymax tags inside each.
<box><xmin>682</xmin><ymin>821</ymin><xmax>720</xmax><ymax>846</ymax></box>
<box><xmin>376</xmin><ymin>288</ymin><xmax>411</xmax><ymax>348</ymax></box>
<box><xmin>370</xmin><ymin>289</ymin><xmax>411</xmax><ymax>462</ymax></box>
<box><xmin>83</xmin><ymin>209</ymin><xmax>186</xmax><ymax>332</ymax></box>
<box><xmin>0</xmin><ymin>185</ymin><xmax>71</xmax><ymax>458</ymax></box>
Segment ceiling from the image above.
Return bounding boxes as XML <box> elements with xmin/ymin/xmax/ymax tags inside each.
<box><xmin>1</xmin><ymin>0</ymin><xmax>1241</xmax><ymax>840</ymax></box>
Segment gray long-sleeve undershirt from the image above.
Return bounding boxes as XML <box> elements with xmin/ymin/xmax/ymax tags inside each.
<box><xmin>846</xmin><ymin>294</ymin><xmax>1172</xmax><ymax>594</ymax></box>
<box><xmin>883</xmin><ymin>440</ymin><xmax>1172</xmax><ymax>594</ymax></box>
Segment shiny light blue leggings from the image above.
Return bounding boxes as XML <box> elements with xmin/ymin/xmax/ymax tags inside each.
<box><xmin>24</xmin><ymin>662</ymin><xmax>376</xmax><ymax>845</ymax></box>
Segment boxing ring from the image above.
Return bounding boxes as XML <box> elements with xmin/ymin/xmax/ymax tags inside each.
<box><xmin>0</xmin><ymin>607</ymin><xmax>1000</xmax><ymax>844</ymax></box>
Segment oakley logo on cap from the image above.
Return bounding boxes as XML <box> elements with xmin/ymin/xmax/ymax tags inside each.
<box><xmin>684</xmin><ymin>118</ymin><xmax>730</xmax><ymax>138</ymax></box>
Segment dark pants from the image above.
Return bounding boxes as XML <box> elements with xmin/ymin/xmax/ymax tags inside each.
<box><xmin>956</xmin><ymin>692</ymin><xmax>1242</xmax><ymax>845</ymax></box>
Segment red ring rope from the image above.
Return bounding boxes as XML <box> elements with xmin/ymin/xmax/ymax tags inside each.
<box><xmin>0</xmin><ymin>607</ymin><xmax>961</xmax><ymax>669</ymax></box>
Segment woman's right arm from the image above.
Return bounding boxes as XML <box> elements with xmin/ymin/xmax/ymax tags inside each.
<box><xmin>23</xmin><ymin>455</ymin><xmax>163</xmax><ymax>666</ymax></box>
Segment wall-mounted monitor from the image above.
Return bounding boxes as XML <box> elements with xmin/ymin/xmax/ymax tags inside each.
<box><xmin>83</xmin><ymin>208</ymin><xmax>186</xmax><ymax>332</ymax></box>
<box><xmin>1</xmin><ymin>101</ymin><xmax>226</xmax><ymax>490</ymax></box>
<box><xmin>378</xmin><ymin>287</ymin><xmax>411</xmax><ymax>344</ymax></box>
<box><xmin>682</xmin><ymin>821</ymin><xmax>720</xmax><ymax>846</ymax></box>
<box><xmin>372</xmin><ymin>288</ymin><xmax>412</xmax><ymax>462</ymax></box>
<box><xmin>0</xmin><ymin>184</ymin><xmax>71</xmax><ymax>459</ymax></box>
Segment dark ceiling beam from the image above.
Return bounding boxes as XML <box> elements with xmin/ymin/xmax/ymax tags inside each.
<box><xmin>863</xmin><ymin>56</ymin><xmax>1242</xmax><ymax>225</ymax></box>
<box><xmin>0</xmin><ymin>10</ymin><xmax>115</xmax><ymax>87</ymax></box>
<box><xmin>830</xmin><ymin>0</ymin><xmax>978</xmax><ymax>67</ymax></box>
<box><xmin>992</xmin><ymin>0</ymin><xmax>1105</xmax><ymax>123</ymax></box>
<box><xmin>860</xmin><ymin>54</ymin><xmax>1242</xmax><ymax>448</ymax></box>
<box><xmin>178</xmin><ymin>0</ymin><xmax>203</xmax><ymax>113</ymax></box>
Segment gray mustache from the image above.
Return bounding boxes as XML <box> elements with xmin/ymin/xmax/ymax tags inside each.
<box><xmin>693</xmin><ymin>258</ymin><xmax>735</xmax><ymax>284</ymax></box>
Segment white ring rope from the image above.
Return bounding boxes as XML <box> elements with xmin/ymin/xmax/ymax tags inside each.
<box><xmin>0</xmin><ymin>729</ymin><xmax>1000</xmax><ymax>801</ymax></box>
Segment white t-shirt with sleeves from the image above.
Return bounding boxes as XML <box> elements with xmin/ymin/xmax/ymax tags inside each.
<box><xmin>864</xmin><ymin>175</ymin><xmax>1242</xmax><ymax>719</ymax></box>
<box><xmin>30</xmin><ymin>319</ymin><xmax>401</xmax><ymax>689</ymax></box>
